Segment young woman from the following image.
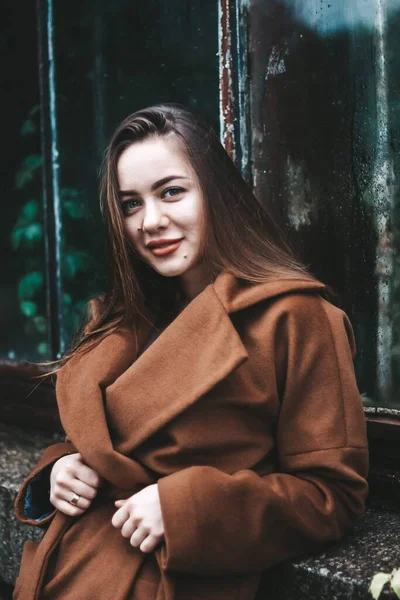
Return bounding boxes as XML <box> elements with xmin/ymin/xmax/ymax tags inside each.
<box><xmin>13</xmin><ymin>104</ymin><xmax>368</xmax><ymax>600</ymax></box>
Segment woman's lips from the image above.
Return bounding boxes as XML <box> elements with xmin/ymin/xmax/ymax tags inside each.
<box><xmin>148</xmin><ymin>239</ymin><xmax>183</xmax><ymax>256</ymax></box>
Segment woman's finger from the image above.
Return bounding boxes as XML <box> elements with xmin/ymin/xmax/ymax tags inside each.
<box><xmin>121</xmin><ymin>519</ymin><xmax>137</xmax><ymax>539</ymax></box>
<box><xmin>114</xmin><ymin>499</ymin><xmax>126</xmax><ymax>507</ymax></box>
<box><xmin>130</xmin><ymin>527</ymin><xmax>148</xmax><ymax>548</ymax></box>
<box><xmin>111</xmin><ymin>504</ymin><xmax>130</xmax><ymax>528</ymax></box>
<box><xmin>59</xmin><ymin>478</ymin><xmax>99</xmax><ymax>502</ymax></box>
<box><xmin>64</xmin><ymin>491</ymin><xmax>91</xmax><ymax>510</ymax></box>
<box><xmin>50</xmin><ymin>498</ymin><xmax>86</xmax><ymax>517</ymax></box>
<box><xmin>75</xmin><ymin>463</ymin><xmax>103</xmax><ymax>489</ymax></box>
<box><xmin>140</xmin><ymin>534</ymin><xmax>160</xmax><ymax>554</ymax></box>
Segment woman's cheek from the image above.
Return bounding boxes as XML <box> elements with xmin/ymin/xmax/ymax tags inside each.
<box><xmin>125</xmin><ymin>225</ymin><xmax>141</xmax><ymax>251</ymax></box>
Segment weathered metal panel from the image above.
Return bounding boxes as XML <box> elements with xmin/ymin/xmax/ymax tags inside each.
<box><xmin>247</xmin><ymin>0</ymin><xmax>400</xmax><ymax>405</ymax></box>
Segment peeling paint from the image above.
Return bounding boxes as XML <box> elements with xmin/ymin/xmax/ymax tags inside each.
<box><xmin>286</xmin><ymin>156</ymin><xmax>316</xmax><ymax>230</ymax></box>
<box><xmin>265</xmin><ymin>45</ymin><xmax>287</xmax><ymax>79</ymax></box>
<box><xmin>218</xmin><ymin>0</ymin><xmax>235</xmax><ymax>161</ymax></box>
<box><xmin>251</xmin><ymin>127</ymin><xmax>264</xmax><ymax>193</ymax></box>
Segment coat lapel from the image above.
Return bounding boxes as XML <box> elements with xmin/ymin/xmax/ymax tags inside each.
<box><xmin>213</xmin><ymin>270</ymin><xmax>326</xmax><ymax>313</ymax></box>
<box><xmin>105</xmin><ymin>281</ymin><xmax>248</xmax><ymax>453</ymax></box>
<box><xmin>56</xmin><ymin>310</ymin><xmax>159</xmax><ymax>488</ymax></box>
<box><xmin>56</xmin><ymin>276</ymin><xmax>248</xmax><ymax>482</ymax></box>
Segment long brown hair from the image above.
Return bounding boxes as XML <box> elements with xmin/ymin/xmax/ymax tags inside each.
<box><xmin>41</xmin><ymin>102</ymin><xmax>317</xmax><ymax>373</ymax></box>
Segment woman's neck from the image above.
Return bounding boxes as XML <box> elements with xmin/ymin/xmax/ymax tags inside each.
<box><xmin>180</xmin><ymin>268</ymin><xmax>213</xmax><ymax>301</ymax></box>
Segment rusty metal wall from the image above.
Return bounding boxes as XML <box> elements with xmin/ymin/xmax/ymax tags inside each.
<box><xmin>219</xmin><ymin>0</ymin><xmax>400</xmax><ymax>407</ymax></box>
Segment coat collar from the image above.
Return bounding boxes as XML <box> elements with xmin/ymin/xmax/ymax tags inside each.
<box><xmin>213</xmin><ymin>269</ymin><xmax>325</xmax><ymax>313</ymax></box>
<box><xmin>56</xmin><ymin>270</ymin><xmax>325</xmax><ymax>487</ymax></box>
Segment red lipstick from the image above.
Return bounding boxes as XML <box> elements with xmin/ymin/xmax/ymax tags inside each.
<box><xmin>147</xmin><ymin>239</ymin><xmax>183</xmax><ymax>256</ymax></box>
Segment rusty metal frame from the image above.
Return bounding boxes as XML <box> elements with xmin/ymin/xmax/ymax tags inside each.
<box><xmin>218</xmin><ymin>0</ymin><xmax>252</xmax><ymax>183</ymax></box>
<box><xmin>219</xmin><ymin>0</ymin><xmax>236</xmax><ymax>159</ymax></box>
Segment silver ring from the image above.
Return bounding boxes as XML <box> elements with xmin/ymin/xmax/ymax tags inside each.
<box><xmin>70</xmin><ymin>493</ymin><xmax>80</xmax><ymax>506</ymax></box>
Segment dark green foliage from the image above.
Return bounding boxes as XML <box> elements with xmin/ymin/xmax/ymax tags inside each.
<box><xmin>10</xmin><ymin>106</ymin><xmax>96</xmax><ymax>359</ymax></box>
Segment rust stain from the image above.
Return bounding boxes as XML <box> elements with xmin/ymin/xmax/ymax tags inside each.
<box><xmin>235</xmin><ymin>0</ymin><xmax>251</xmax><ymax>182</ymax></box>
<box><xmin>219</xmin><ymin>0</ymin><xmax>236</xmax><ymax>161</ymax></box>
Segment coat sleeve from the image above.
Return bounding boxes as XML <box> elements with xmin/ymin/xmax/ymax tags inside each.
<box><xmin>14</xmin><ymin>439</ymin><xmax>77</xmax><ymax>528</ymax></box>
<box><xmin>157</xmin><ymin>294</ymin><xmax>369</xmax><ymax>575</ymax></box>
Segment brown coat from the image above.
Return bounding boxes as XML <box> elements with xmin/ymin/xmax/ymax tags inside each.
<box><xmin>13</xmin><ymin>270</ymin><xmax>368</xmax><ymax>600</ymax></box>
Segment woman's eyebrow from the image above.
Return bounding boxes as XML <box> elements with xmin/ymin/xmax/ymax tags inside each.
<box><xmin>118</xmin><ymin>175</ymin><xmax>190</xmax><ymax>197</ymax></box>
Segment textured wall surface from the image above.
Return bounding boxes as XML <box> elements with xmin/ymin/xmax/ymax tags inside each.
<box><xmin>0</xmin><ymin>423</ymin><xmax>60</xmax><ymax>586</ymax></box>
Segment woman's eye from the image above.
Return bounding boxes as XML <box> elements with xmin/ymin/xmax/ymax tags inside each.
<box><xmin>163</xmin><ymin>187</ymin><xmax>184</xmax><ymax>199</ymax></box>
<box><xmin>121</xmin><ymin>199</ymin><xmax>140</xmax><ymax>214</ymax></box>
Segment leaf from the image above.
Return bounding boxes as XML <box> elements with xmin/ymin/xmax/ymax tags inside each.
<box><xmin>24</xmin><ymin>223</ymin><xmax>43</xmax><ymax>244</ymax></box>
<box><xmin>63</xmin><ymin>251</ymin><xmax>92</xmax><ymax>278</ymax></box>
<box><xmin>10</xmin><ymin>228</ymin><xmax>25</xmax><ymax>250</ymax></box>
<box><xmin>63</xmin><ymin>293</ymin><xmax>72</xmax><ymax>306</ymax></box>
<box><xmin>10</xmin><ymin>222</ymin><xmax>42</xmax><ymax>249</ymax></box>
<box><xmin>33</xmin><ymin>316</ymin><xmax>47</xmax><ymax>334</ymax></box>
<box><xmin>22</xmin><ymin>199</ymin><xmax>39</xmax><ymax>221</ymax></box>
<box><xmin>37</xmin><ymin>342</ymin><xmax>49</xmax><ymax>356</ymax></box>
<box><xmin>15</xmin><ymin>155</ymin><xmax>43</xmax><ymax>190</ymax></box>
<box><xmin>64</xmin><ymin>199</ymin><xmax>88</xmax><ymax>219</ymax></box>
<box><xmin>61</xmin><ymin>188</ymin><xmax>89</xmax><ymax>219</ymax></box>
<box><xmin>20</xmin><ymin>301</ymin><xmax>37</xmax><ymax>317</ymax></box>
<box><xmin>20</xmin><ymin>119</ymin><xmax>36</xmax><ymax>136</ymax></box>
<box><xmin>391</xmin><ymin>569</ymin><xmax>400</xmax><ymax>597</ymax></box>
<box><xmin>18</xmin><ymin>271</ymin><xmax>44</xmax><ymax>300</ymax></box>
<box><xmin>369</xmin><ymin>573</ymin><xmax>391</xmax><ymax>600</ymax></box>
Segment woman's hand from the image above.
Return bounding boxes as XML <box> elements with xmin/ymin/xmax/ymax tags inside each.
<box><xmin>111</xmin><ymin>484</ymin><xmax>165</xmax><ymax>553</ymax></box>
<box><xmin>50</xmin><ymin>453</ymin><xmax>103</xmax><ymax>516</ymax></box>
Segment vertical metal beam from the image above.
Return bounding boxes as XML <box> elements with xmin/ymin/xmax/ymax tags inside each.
<box><xmin>371</xmin><ymin>0</ymin><xmax>394</xmax><ymax>402</ymax></box>
<box><xmin>37</xmin><ymin>0</ymin><xmax>64</xmax><ymax>359</ymax></box>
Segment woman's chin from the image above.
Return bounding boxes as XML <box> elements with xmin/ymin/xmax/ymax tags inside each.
<box><xmin>150</xmin><ymin>260</ymin><xmax>192</xmax><ymax>278</ymax></box>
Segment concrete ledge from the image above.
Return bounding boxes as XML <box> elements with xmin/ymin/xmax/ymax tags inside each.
<box><xmin>1</xmin><ymin>421</ymin><xmax>399</xmax><ymax>599</ymax></box>
<box><xmin>263</xmin><ymin>509</ymin><xmax>400</xmax><ymax>599</ymax></box>
<box><xmin>0</xmin><ymin>423</ymin><xmax>61</xmax><ymax>586</ymax></box>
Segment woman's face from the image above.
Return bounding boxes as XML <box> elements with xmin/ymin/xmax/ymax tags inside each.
<box><xmin>117</xmin><ymin>136</ymin><xmax>209</xmax><ymax>297</ymax></box>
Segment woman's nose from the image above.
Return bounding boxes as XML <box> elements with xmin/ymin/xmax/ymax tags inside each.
<box><xmin>141</xmin><ymin>201</ymin><xmax>169</xmax><ymax>232</ymax></box>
